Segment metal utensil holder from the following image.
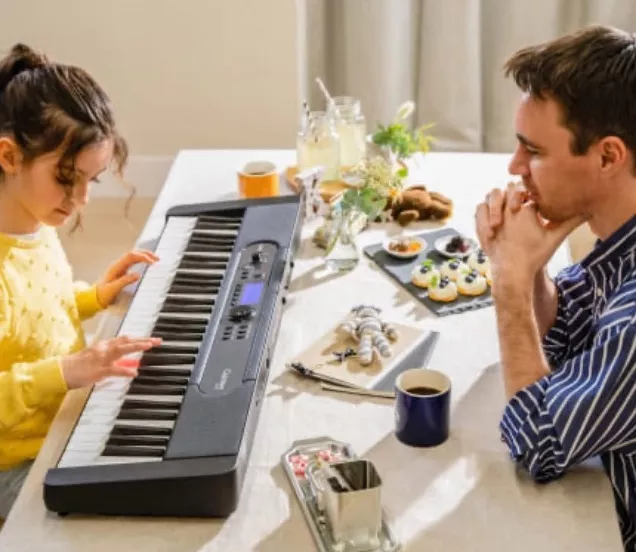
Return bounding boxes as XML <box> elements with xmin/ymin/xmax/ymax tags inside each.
<box><xmin>307</xmin><ymin>459</ymin><xmax>383</xmax><ymax>550</ymax></box>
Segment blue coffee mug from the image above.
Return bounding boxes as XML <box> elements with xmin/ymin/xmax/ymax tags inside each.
<box><xmin>394</xmin><ymin>368</ymin><xmax>451</xmax><ymax>447</ymax></box>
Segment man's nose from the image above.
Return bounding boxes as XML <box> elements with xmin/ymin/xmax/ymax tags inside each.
<box><xmin>508</xmin><ymin>146</ymin><xmax>529</xmax><ymax>177</ymax></box>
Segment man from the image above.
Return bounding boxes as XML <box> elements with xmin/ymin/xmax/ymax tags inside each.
<box><xmin>475</xmin><ymin>25</ymin><xmax>636</xmax><ymax>549</ymax></box>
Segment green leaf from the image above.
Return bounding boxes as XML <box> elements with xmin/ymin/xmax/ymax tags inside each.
<box><xmin>371</xmin><ymin>119</ymin><xmax>436</xmax><ymax>159</ymax></box>
<box><xmin>421</xmin><ymin>259</ymin><xmax>434</xmax><ymax>269</ymax></box>
<box><xmin>396</xmin><ymin>167</ymin><xmax>409</xmax><ymax>178</ymax></box>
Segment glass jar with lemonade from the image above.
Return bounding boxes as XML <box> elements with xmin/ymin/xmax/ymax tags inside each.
<box><xmin>328</xmin><ymin>96</ymin><xmax>367</xmax><ymax>171</ymax></box>
<box><xmin>296</xmin><ymin>110</ymin><xmax>341</xmax><ymax>182</ymax></box>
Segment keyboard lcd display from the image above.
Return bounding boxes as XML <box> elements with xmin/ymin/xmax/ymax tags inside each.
<box><xmin>239</xmin><ymin>282</ymin><xmax>264</xmax><ymax>305</ymax></box>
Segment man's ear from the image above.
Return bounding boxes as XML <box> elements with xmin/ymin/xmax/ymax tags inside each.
<box><xmin>598</xmin><ymin>136</ymin><xmax>627</xmax><ymax>173</ymax></box>
<box><xmin>0</xmin><ymin>137</ymin><xmax>22</xmax><ymax>175</ymax></box>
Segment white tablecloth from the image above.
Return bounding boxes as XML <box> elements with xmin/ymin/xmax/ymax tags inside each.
<box><xmin>0</xmin><ymin>151</ymin><xmax>623</xmax><ymax>551</ymax></box>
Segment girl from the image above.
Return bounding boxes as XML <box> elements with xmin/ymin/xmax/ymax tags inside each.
<box><xmin>0</xmin><ymin>44</ymin><xmax>161</xmax><ymax>518</ymax></box>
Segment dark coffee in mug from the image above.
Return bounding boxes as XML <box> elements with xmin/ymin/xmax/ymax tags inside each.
<box><xmin>406</xmin><ymin>386</ymin><xmax>440</xmax><ymax>396</ymax></box>
<box><xmin>395</xmin><ymin>368</ymin><xmax>451</xmax><ymax>447</ymax></box>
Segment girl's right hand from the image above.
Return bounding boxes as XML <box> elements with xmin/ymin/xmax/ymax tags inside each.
<box><xmin>61</xmin><ymin>335</ymin><xmax>162</xmax><ymax>389</ymax></box>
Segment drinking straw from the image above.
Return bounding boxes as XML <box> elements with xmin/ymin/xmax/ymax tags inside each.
<box><xmin>315</xmin><ymin>77</ymin><xmax>342</xmax><ymax>120</ymax></box>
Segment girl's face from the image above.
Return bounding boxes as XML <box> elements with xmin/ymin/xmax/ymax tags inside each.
<box><xmin>0</xmin><ymin>138</ymin><xmax>113</xmax><ymax>228</ymax></box>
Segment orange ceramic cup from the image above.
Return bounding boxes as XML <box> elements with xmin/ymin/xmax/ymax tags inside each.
<box><xmin>238</xmin><ymin>161</ymin><xmax>280</xmax><ymax>198</ymax></box>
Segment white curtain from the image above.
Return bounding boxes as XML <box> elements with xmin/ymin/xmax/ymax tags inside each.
<box><xmin>302</xmin><ymin>0</ymin><xmax>636</xmax><ymax>153</ymax></box>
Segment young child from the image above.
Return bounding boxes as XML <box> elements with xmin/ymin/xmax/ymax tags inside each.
<box><xmin>0</xmin><ymin>43</ymin><xmax>161</xmax><ymax>518</ymax></box>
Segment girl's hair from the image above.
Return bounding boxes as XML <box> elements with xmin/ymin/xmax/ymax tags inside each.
<box><xmin>0</xmin><ymin>43</ymin><xmax>127</xmax><ymax>187</ymax></box>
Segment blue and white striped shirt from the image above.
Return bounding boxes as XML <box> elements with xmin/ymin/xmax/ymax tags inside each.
<box><xmin>500</xmin><ymin>214</ymin><xmax>636</xmax><ymax>550</ymax></box>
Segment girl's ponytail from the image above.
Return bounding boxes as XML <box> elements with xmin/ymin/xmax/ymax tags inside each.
<box><xmin>0</xmin><ymin>44</ymin><xmax>48</xmax><ymax>96</ymax></box>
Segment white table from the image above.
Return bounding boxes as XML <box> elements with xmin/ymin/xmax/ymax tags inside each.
<box><xmin>0</xmin><ymin>151</ymin><xmax>623</xmax><ymax>551</ymax></box>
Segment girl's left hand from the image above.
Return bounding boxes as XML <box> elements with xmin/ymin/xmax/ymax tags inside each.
<box><xmin>96</xmin><ymin>249</ymin><xmax>159</xmax><ymax>307</ymax></box>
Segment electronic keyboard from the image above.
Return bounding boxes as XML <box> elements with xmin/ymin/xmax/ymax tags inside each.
<box><xmin>43</xmin><ymin>194</ymin><xmax>304</xmax><ymax>517</ymax></box>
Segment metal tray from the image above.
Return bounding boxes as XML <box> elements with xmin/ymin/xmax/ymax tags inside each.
<box><xmin>281</xmin><ymin>436</ymin><xmax>401</xmax><ymax>552</ymax></box>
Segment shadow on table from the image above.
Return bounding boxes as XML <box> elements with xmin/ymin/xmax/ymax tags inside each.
<box><xmin>288</xmin><ymin>262</ymin><xmax>350</xmax><ymax>294</ymax></box>
<box><xmin>266</xmin><ymin>368</ymin><xmax>392</xmax><ymax>407</ymax></box>
<box><xmin>254</xmin><ymin>363</ymin><xmax>619</xmax><ymax>551</ymax></box>
<box><xmin>251</xmin><ymin>463</ymin><xmax>317</xmax><ymax>552</ymax></box>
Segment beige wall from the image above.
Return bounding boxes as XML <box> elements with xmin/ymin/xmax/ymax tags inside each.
<box><xmin>1</xmin><ymin>0</ymin><xmax>303</xmax><ymax>156</ymax></box>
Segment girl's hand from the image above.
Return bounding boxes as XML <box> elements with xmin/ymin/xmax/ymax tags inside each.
<box><xmin>61</xmin><ymin>335</ymin><xmax>162</xmax><ymax>389</ymax></box>
<box><xmin>96</xmin><ymin>249</ymin><xmax>159</xmax><ymax>307</ymax></box>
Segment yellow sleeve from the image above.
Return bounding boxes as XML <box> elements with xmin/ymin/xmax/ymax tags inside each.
<box><xmin>0</xmin><ymin>279</ymin><xmax>68</xmax><ymax>430</ymax></box>
<box><xmin>73</xmin><ymin>281</ymin><xmax>106</xmax><ymax>321</ymax></box>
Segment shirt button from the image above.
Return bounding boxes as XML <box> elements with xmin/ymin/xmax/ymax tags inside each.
<box><xmin>596</xmin><ymin>288</ymin><xmax>603</xmax><ymax>297</ymax></box>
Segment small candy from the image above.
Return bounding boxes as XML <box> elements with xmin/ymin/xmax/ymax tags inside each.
<box><xmin>290</xmin><ymin>454</ymin><xmax>309</xmax><ymax>465</ymax></box>
<box><xmin>317</xmin><ymin>449</ymin><xmax>333</xmax><ymax>461</ymax></box>
<box><xmin>293</xmin><ymin>461</ymin><xmax>308</xmax><ymax>477</ymax></box>
<box><xmin>317</xmin><ymin>449</ymin><xmax>343</xmax><ymax>463</ymax></box>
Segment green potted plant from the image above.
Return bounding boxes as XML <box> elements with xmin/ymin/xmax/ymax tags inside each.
<box><xmin>324</xmin><ymin>157</ymin><xmax>405</xmax><ymax>271</ymax></box>
<box><xmin>368</xmin><ymin>101</ymin><xmax>435</xmax><ymax>176</ymax></box>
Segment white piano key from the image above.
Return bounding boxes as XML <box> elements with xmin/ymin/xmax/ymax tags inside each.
<box><xmin>122</xmin><ymin>395</ymin><xmax>183</xmax><ymax>405</ymax></box>
<box><xmin>175</xmin><ymin>269</ymin><xmax>226</xmax><ymax>276</ymax></box>
<box><xmin>191</xmin><ymin>228</ymin><xmax>239</xmax><ymax>236</ymax></box>
<box><xmin>151</xmin><ymin>312</ymin><xmax>210</xmax><ymax>322</ymax></box>
<box><xmin>94</xmin><ymin>456</ymin><xmax>163</xmax><ymax>465</ymax></box>
<box><xmin>113</xmin><ymin>419</ymin><xmax>175</xmax><ymax>430</ymax></box>
<box><xmin>155</xmin><ymin>341</ymin><xmax>201</xmax><ymax>348</ymax></box>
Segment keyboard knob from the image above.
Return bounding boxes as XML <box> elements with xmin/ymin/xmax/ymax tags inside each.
<box><xmin>229</xmin><ymin>305</ymin><xmax>255</xmax><ymax>322</ymax></box>
<box><xmin>251</xmin><ymin>251</ymin><xmax>264</xmax><ymax>264</ymax></box>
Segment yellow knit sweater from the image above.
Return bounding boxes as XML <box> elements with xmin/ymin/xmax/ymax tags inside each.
<box><xmin>0</xmin><ymin>226</ymin><xmax>104</xmax><ymax>469</ymax></box>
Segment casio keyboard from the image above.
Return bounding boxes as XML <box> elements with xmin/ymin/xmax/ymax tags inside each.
<box><xmin>44</xmin><ymin>194</ymin><xmax>304</xmax><ymax>517</ymax></box>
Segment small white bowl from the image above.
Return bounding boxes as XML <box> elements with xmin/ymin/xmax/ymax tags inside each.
<box><xmin>383</xmin><ymin>236</ymin><xmax>427</xmax><ymax>259</ymax></box>
<box><xmin>434</xmin><ymin>235</ymin><xmax>478</xmax><ymax>259</ymax></box>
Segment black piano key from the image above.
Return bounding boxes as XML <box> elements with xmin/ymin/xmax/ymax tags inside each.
<box><xmin>160</xmin><ymin>303</ymin><xmax>213</xmax><ymax>314</ymax></box>
<box><xmin>153</xmin><ymin>318</ymin><xmax>208</xmax><ymax>332</ymax></box>
<box><xmin>134</xmin><ymin>375</ymin><xmax>190</xmax><ymax>386</ymax></box>
<box><xmin>111</xmin><ymin>424</ymin><xmax>173</xmax><ymax>437</ymax></box>
<box><xmin>186</xmin><ymin>246</ymin><xmax>233</xmax><ymax>255</ymax></box>
<box><xmin>107</xmin><ymin>435</ymin><xmax>170</xmax><ymax>447</ymax></box>
<box><xmin>195</xmin><ymin>221</ymin><xmax>240</xmax><ymax>230</ymax></box>
<box><xmin>172</xmin><ymin>270</ymin><xmax>227</xmax><ymax>284</ymax></box>
<box><xmin>172</xmin><ymin>273</ymin><xmax>223</xmax><ymax>284</ymax></box>
<box><xmin>117</xmin><ymin>409</ymin><xmax>178</xmax><ymax>421</ymax></box>
<box><xmin>128</xmin><ymin>383</ymin><xmax>187</xmax><ymax>396</ymax></box>
<box><xmin>169</xmin><ymin>278</ymin><xmax>220</xmax><ymax>287</ymax></box>
<box><xmin>197</xmin><ymin>214</ymin><xmax>241</xmax><ymax>222</ymax></box>
<box><xmin>177</xmin><ymin>260</ymin><xmax>227</xmax><ymax>270</ymax></box>
<box><xmin>137</xmin><ymin>366</ymin><xmax>193</xmax><ymax>378</ymax></box>
<box><xmin>188</xmin><ymin>238</ymin><xmax>235</xmax><ymax>247</ymax></box>
<box><xmin>187</xmin><ymin>240</ymin><xmax>234</xmax><ymax>251</ymax></box>
<box><xmin>121</xmin><ymin>398</ymin><xmax>181</xmax><ymax>411</ymax></box>
<box><xmin>151</xmin><ymin>331</ymin><xmax>204</xmax><ymax>342</ymax></box>
<box><xmin>164</xmin><ymin>295</ymin><xmax>215</xmax><ymax>306</ymax></box>
<box><xmin>102</xmin><ymin>444</ymin><xmax>165</xmax><ymax>457</ymax></box>
<box><xmin>140</xmin><ymin>354</ymin><xmax>197</xmax><ymax>366</ymax></box>
<box><xmin>168</xmin><ymin>284</ymin><xmax>218</xmax><ymax>295</ymax></box>
<box><xmin>151</xmin><ymin>344</ymin><xmax>199</xmax><ymax>355</ymax></box>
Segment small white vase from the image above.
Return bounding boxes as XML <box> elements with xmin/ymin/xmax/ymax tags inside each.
<box><xmin>365</xmin><ymin>134</ymin><xmax>400</xmax><ymax>170</ymax></box>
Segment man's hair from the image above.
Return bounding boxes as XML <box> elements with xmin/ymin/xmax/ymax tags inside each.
<box><xmin>504</xmin><ymin>25</ymin><xmax>636</xmax><ymax>162</ymax></box>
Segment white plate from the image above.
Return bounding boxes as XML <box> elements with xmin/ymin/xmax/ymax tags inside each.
<box><xmin>434</xmin><ymin>235</ymin><xmax>478</xmax><ymax>258</ymax></box>
<box><xmin>383</xmin><ymin>236</ymin><xmax>427</xmax><ymax>259</ymax></box>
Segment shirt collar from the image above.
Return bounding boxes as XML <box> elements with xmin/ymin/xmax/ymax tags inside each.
<box><xmin>581</xmin><ymin>214</ymin><xmax>636</xmax><ymax>269</ymax></box>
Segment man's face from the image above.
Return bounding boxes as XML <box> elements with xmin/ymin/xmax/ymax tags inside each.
<box><xmin>508</xmin><ymin>94</ymin><xmax>600</xmax><ymax>222</ymax></box>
